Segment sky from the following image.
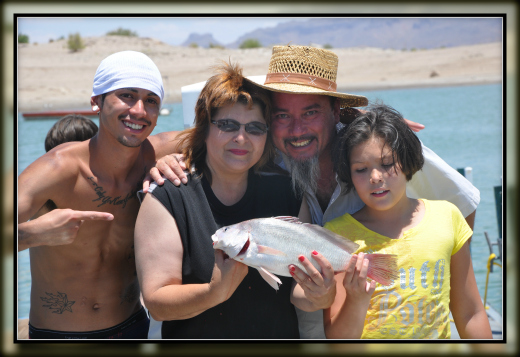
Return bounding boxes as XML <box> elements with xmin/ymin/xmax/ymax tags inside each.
<box><xmin>16</xmin><ymin>17</ymin><xmax>312</xmax><ymax>46</ymax></box>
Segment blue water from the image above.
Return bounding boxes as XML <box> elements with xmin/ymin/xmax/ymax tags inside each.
<box><xmin>17</xmin><ymin>84</ymin><xmax>503</xmax><ymax>319</ymax></box>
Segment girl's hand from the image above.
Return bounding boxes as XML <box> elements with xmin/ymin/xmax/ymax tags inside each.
<box><xmin>343</xmin><ymin>252</ymin><xmax>376</xmax><ymax>302</ymax></box>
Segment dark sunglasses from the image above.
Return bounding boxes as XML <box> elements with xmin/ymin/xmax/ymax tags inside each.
<box><xmin>210</xmin><ymin>119</ymin><xmax>268</xmax><ymax>136</ymax></box>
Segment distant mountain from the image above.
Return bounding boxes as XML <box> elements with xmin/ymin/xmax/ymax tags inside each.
<box><xmin>223</xmin><ymin>17</ymin><xmax>502</xmax><ymax>49</ymax></box>
<box><xmin>181</xmin><ymin>33</ymin><xmax>223</xmax><ymax>48</ymax></box>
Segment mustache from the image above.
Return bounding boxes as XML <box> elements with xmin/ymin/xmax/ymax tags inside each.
<box><xmin>118</xmin><ymin>115</ymin><xmax>152</xmax><ymax>126</ymax></box>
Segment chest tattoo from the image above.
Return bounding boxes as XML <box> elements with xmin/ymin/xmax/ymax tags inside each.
<box><xmin>88</xmin><ymin>177</ymin><xmax>136</xmax><ymax>209</ymax></box>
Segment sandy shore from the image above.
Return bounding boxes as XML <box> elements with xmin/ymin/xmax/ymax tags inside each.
<box><xmin>17</xmin><ymin>37</ymin><xmax>502</xmax><ymax>112</ymax></box>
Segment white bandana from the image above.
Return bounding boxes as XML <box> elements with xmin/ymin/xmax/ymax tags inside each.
<box><xmin>91</xmin><ymin>51</ymin><xmax>164</xmax><ymax>106</ymax></box>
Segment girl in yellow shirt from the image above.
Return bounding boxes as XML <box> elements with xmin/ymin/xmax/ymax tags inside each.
<box><xmin>324</xmin><ymin>103</ymin><xmax>492</xmax><ymax>339</ymax></box>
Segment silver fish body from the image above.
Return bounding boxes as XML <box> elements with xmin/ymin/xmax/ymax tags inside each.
<box><xmin>212</xmin><ymin>217</ymin><xmax>398</xmax><ymax>290</ymax></box>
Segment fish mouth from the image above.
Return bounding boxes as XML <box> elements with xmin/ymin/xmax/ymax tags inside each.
<box><xmin>236</xmin><ymin>238</ymin><xmax>250</xmax><ymax>257</ymax></box>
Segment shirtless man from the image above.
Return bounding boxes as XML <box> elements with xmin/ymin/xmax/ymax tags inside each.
<box><xmin>18</xmin><ymin>51</ymin><xmax>176</xmax><ymax>339</ymax></box>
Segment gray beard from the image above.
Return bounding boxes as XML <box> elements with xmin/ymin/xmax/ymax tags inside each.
<box><xmin>280</xmin><ymin>152</ymin><xmax>320</xmax><ymax>196</ymax></box>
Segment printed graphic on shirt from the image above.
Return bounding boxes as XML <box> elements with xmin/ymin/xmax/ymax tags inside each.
<box><xmin>364</xmin><ymin>257</ymin><xmax>450</xmax><ymax>339</ymax></box>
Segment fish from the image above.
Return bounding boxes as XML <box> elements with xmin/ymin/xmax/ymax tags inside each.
<box><xmin>212</xmin><ymin>216</ymin><xmax>398</xmax><ymax>290</ymax></box>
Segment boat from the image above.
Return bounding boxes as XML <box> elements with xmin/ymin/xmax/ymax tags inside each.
<box><xmin>22</xmin><ymin>110</ymin><xmax>97</xmax><ymax>120</ymax></box>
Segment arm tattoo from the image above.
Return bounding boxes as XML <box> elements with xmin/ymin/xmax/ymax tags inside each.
<box><xmin>88</xmin><ymin>177</ymin><xmax>136</xmax><ymax>209</ymax></box>
<box><xmin>40</xmin><ymin>292</ymin><xmax>75</xmax><ymax>314</ymax></box>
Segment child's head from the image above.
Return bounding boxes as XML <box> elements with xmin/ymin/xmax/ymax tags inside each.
<box><xmin>333</xmin><ymin>103</ymin><xmax>424</xmax><ymax>193</ymax></box>
<box><xmin>45</xmin><ymin>114</ymin><xmax>98</xmax><ymax>152</ymax></box>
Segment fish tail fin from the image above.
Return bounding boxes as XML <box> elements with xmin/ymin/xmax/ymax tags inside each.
<box><xmin>364</xmin><ymin>254</ymin><xmax>399</xmax><ymax>286</ymax></box>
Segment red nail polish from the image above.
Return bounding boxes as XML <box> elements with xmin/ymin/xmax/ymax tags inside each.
<box><xmin>289</xmin><ymin>266</ymin><xmax>296</xmax><ymax>272</ymax></box>
<box><xmin>290</xmin><ymin>271</ymin><xmax>295</xmax><ymax>276</ymax></box>
<box><xmin>298</xmin><ymin>256</ymin><xmax>305</xmax><ymax>262</ymax></box>
<box><xmin>312</xmin><ymin>250</ymin><xmax>318</xmax><ymax>255</ymax></box>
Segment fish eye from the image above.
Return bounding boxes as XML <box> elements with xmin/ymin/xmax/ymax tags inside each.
<box><xmin>224</xmin><ymin>228</ymin><xmax>228</xmax><ymax>232</ymax></box>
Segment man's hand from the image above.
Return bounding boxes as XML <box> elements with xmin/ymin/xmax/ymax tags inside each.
<box><xmin>143</xmin><ymin>154</ymin><xmax>188</xmax><ymax>193</ymax></box>
<box><xmin>404</xmin><ymin>118</ymin><xmax>425</xmax><ymax>132</ymax></box>
<box><xmin>289</xmin><ymin>251</ymin><xmax>336</xmax><ymax>310</ymax></box>
<box><xmin>340</xmin><ymin>108</ymin><xmax>425</xmax><ymax>132</ymax></box>
<box><xmin>18</xmin><ymin>209</ymin><xmax>114</xmax><ymax>251</ymax></box>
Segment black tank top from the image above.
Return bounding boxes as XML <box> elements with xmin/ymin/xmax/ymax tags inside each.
<box><xmin>150</xmin><ymin>170</ymin><xmax>301</xmax><ymax>339</ymax></box>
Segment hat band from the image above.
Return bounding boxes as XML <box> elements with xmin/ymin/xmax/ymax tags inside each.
<box><xmin>264</xmin><ymin>73</ymin><xmax>337</xmax><ymax>92</ymax></box>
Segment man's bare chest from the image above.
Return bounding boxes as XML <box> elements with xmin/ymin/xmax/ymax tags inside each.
<box><xmin>52</xmin><ymin>169</ymin><xmax>145</xmax><ymax>222</ymax></box>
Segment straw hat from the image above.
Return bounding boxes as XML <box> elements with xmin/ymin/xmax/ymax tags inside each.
<box><xmin>245</xmin><ymin>45</ymin><xmax>368</xmax><ymax>108</ymax></box>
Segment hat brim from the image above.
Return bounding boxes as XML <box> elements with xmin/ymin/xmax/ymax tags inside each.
<box><xmin>244</xmin><ymin>76</ymin><xmax>368</xmax><ymax>108</ymax></box>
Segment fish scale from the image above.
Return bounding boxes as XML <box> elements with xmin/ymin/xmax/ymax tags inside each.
<box><xmin>246</xmin><ymin>218</ymin><xmax>355</xmax><ymax>276</ymax></box>
<box><xmin>212</xmin><ymin>216</ymin><xmax>398</xmax><ymax>290</ymax></box>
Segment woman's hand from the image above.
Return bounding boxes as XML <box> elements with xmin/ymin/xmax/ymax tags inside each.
<box><xmin>289</xmin><ymin>251</ymin><xmax>336</xmax><ymax>311</ymax></box>
<box><xmin>209</xmin><ymin>250</ymin><xmax>249</xmax><ymax>303</ymax></box>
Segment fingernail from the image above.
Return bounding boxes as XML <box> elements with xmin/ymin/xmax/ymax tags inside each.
<box><xmin>312</xmin><ymin>250</ymin><xmax>318</xmax><ymax>255</ymax></box>
<box><xmin>289</xmin><ymin>266</ymin><xmax>296</xmax><ymax>272</ymax></box>
<box><xmin>290</xmin><ymin>271</ymin><xmax>295</xmax><ymax>276</ymax></box>
<box><xmin>181</xmin><ymin>178</ymin><xmax>188</xmax><ymax>184</ymax></box>
<box><xmin>173</xmin><ymin>179</ymin><xmax>181</xmax><ymax>186</ymax></box>
<box><xmin>298</xmin><ymin>256</ymin><xmax>305</xmax><ymax>262</ymax></box>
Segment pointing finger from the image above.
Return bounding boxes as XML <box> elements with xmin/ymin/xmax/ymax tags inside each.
<box><xmin>74</xmin><ymin>211</ymin><xmax>114</xmax><ymax>221</ymax></box>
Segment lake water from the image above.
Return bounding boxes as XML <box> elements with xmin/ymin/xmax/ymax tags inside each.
<box><xmin>17</xmin><ymin>83</ymin><xmax>503</xmax><ymax>320</ymax></box>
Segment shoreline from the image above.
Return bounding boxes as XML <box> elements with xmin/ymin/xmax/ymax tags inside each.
<box><xmin>17</xmin><ymin>38</ymin><xmax>502</xmax><ymax>112</ymax></box>
<box><xmin>19</xmin><ymin>79</ymin><xmax>501</xmax><ymax>114</ymax></box>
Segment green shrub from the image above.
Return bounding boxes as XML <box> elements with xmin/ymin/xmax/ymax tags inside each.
<box><xmin>106</xmin><ymin>28</ymin><xmax>138</xmax><ymax>37</ymax></box>
<box><xmin>239</xmin><ymin>38</ymin><xmax>262</xmax><ymax>49</ymax></box>
<box><xmin>67</xmin><ymin>33</ymin><xmax>85</xmax><ymax>52</ymax></box>
<box><xmin>18</xmin><ymin>33</ymin><xmax>29</xmax><ymax>43</ymax></box>
<box><xmin>189</xmin><ymin>42</ymin><xmax>198</xmax><ymax>48</ymax></box>
<box><xmin>323</xmin><ymin>43</ymin><xmax>333</xmax><ymax>49</ymax></box>
<box><xmin>209</xmin><ymin>42</ymin><xmax>225</xmax><ymax>49</ymax></box>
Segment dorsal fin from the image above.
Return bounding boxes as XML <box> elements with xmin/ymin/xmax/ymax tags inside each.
<box><xmin>273</xmin><ymin>216</ymin><xmax>303</xmax><ymax>224</ymax></box>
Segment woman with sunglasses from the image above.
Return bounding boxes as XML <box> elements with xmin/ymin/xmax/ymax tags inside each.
<box><xmin>134</xmin><ymin>62</ymin><xmax>336</xmax><ymax>339</ymax></box>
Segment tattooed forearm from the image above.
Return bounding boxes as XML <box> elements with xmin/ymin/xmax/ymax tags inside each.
<box><xmin>88</xmin><ymin>177</ymin><xmax>136</xmax><ymax>208</ymax></box>
<box><xmin>40</xmin><ymin>292</ymin><xmax>75</xmax><ymax>314</ymax></box>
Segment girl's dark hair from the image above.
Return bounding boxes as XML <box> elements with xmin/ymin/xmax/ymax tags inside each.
<box><xmin>333</xmin><ymin>103</ymin><xmax>424</xmax><ymax>193</ymax></box>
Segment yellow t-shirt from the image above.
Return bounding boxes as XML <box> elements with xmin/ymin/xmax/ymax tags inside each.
<box><xmin>324</xmin><ymin>199</ymin><xmax>472</xmax><ymax>339</ymax></box>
